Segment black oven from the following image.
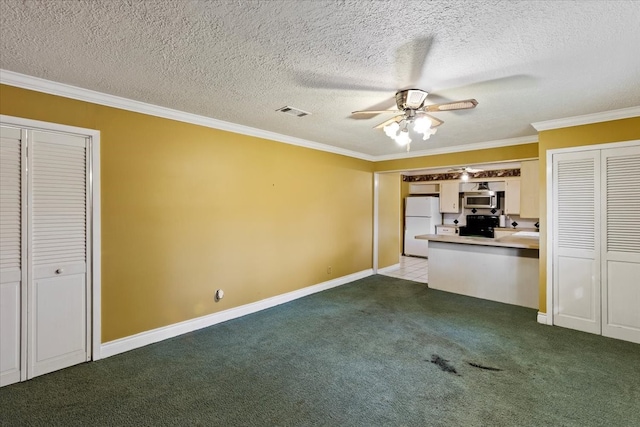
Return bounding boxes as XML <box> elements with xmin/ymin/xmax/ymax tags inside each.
<box><xmin>459</xmin><ymin>215</ymin><xmax>500</xmax><ymax>238</ymax></box>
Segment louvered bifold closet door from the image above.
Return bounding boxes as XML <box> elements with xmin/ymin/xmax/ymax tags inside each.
<box><xmin>553</xmin><ymin>151</ymin><xmax>601</xmax><ymax>334</ymax></box>
<box><xmin>0</xmin><ymin>126</ymin><xmax>25</xmax><ymax>386</ymax></box>
<box><xmin>601</xmin><ymin>145</ymin><xmax>640</xmax><ymax>344</ymax></box>
<box><xmin>28</xmin><ymin>130</ymin><xmax>89</xmax><ymax>378</ymax></box>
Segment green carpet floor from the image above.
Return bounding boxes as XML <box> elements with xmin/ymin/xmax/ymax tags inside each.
<box><xmin>1</xmin><ymin>275</ymin><xmax>639</xmax><ymax>426</ymax></box>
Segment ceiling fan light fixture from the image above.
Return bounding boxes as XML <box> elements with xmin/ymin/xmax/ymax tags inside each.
<box><xmin>383</xmin><ymin>121</ymin><xmax>400</xmax><ymax>138</ymax></box>
<box><xmin>383</xmin><ymin>120</ymin><xmax>412</xmax><ymax>146</ymax></box>
<box><xmin>395</xmin><ymin>130</ymin><xmax>411</xmax><ymax>146</ymax></box>
<box><xmin>414</xmin><ymin>116</ymin><xmax>437</xmax><ymax>140</ymax></box>
<box><xmin>413</xmin><ymin>116</ymin><xmax>431</xmax><ymax>132</ymax></box>
<box><xmin>423</xmin><ymin>127</ymin><xmax>438</xmax><ymax>140</ymax></box>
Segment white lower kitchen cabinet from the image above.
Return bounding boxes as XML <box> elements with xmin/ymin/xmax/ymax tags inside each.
<box><xmin>427</xmin><ymin>241</ymin><xmax>538</xmax><ymax>309</ymax></box>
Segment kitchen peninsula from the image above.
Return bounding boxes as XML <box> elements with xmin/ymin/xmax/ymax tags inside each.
<box><xmin>416</xmin><ymin>232</ymin><xmax>539</xmax><ymax>309</ymax></box>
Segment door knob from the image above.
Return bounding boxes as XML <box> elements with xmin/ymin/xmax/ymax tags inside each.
<box><xmin>55</xmin><ymin>268</ymin><xmax>64</xmax><ymax>274</ymax></box>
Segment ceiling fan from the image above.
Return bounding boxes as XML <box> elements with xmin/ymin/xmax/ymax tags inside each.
<box><xmin>448</xmin><ymin>166</ymin><xmax>484</xmax><ymax>181</ymax></box>
<box><xmin>449</xmin><ymin>166</ymin><xmax>483</xmax><ymax>174</ymax></box>
<box><xmin>352</xmin><ymin>89</ymin><xmax>478</xmax><ymax>149</ymax></box>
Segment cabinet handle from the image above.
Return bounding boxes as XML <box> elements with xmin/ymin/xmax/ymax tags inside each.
<box><xmin>55</xmin><ymin>268</ymin><xmax>64</xmax><ymax>274</ymax></box>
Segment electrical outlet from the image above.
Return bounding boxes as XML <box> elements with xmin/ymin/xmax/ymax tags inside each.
<box><xmin>327</xmin><ymin>266</ymin><xmax>332</xmax><ymax>274</ymax></box>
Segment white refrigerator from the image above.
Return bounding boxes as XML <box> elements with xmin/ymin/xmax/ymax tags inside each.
<box><xmin>404</xmin><ymin>196</ymin><xmax>442</xmax><ymax>257</ymax></box>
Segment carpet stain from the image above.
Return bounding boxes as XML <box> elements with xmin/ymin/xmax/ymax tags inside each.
<box><xmin>468</xmin><ymin>362</ymin><xmax>503</xmax><ymax>372</ymax></box>
<box><xmin>430</xmin><ymin>355</ymin><xmax>458</xmax><ymax>374</ymax></box>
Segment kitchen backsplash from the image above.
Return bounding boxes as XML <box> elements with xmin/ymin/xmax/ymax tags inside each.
<box><xmin>443</xmin><ymin>211</ymin><xmax>539</xmax><ymax>229</ymax></box>
<box><xmin>442</xmin><ymin>194</ymin><xmax>539</xmax><ymax>230</ymax></box>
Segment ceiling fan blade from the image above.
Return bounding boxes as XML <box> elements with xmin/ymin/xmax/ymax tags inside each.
<box><xmin>423</xmin><ymin>99</ymin><xmax>478</xmax><ymax>112</ymax></box>
<box><xmin>374</xmin><ymin>115</ymin><xmax>404</xmax><ymax>129</ymax></box>
<box><xmin>291</xmin><ymin>71</ymin><xmax>396</xmax><ymax>93</ymax></box>
<box><xmin>449</xmin><ymin>166</ymin><xmax>484</xmax><ymax>173</ymax></box>
<box><xmin>395</xmin><ymin>37</ymin><xmax>434</xmax><ymax>88</ymax></box>
<box><xmin>352</xmin><ymin>109</ymin><xmax>402</xmax><ymax>115</ymax></box>
<box><xmin>437</xmin><ymin>74</ymin><xmax>535</xmax><ymax>95</ymax></box>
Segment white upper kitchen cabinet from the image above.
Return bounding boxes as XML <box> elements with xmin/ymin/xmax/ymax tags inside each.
<box><xmin>439</xmin><ymin>182</ymin><xmax>460</xmax><ymax>213</ymax></box>
<box><xmin>504</xmin><ymin>179</ymin><xmax>521</xmax><ymax>216</ymax></box>
<box><xmin>520</xmin><ymin>160</ymin><xmax>540</xmax><ymax>218</ymax></box>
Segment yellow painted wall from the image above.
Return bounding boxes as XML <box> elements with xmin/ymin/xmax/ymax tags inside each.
<box><xmin>9</xmin><ymin>79</ymin><xmax>632</xmax><ymax>333</ymax></box>
<box><xmin>0</xmin><ymin>84</ymin><xmax>374</xmax><ymax>343</ymax></box>
<box><xmin>537</xmin><ymin>117</ymin><xmax>640</xmax><ymax>313</ymax></box>
<box><xmin>374</xmin><ymin>143</ymin><xmax>538</xmax><ymax>172</ymax></box>
<box><xmin>377</xmin><ymin>172</ymin><xmax>401</xmax><ymax>268</ymax></box>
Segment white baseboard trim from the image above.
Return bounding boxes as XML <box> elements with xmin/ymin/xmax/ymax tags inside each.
<box><xmin>537</xmin><ymin>312</ymin><xmax>549</xmax><ymax>325</ymax></box>
<box><xmin>98</xmin><ymin>269</ymin><xmax>373</xmax><ymax>359</ymax></box>
<box><xmin>376</xmin><ymin>263</ymin><xmax>400</xmax><ymax>274</ymax></box>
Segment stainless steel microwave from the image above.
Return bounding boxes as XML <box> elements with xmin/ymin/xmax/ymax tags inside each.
<box><xmin>463</xmin><ymin>191</ymin><xmax>498</xmax><ymax>209</ymax></box>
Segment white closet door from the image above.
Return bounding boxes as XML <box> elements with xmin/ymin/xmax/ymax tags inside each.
<box><xmin>0</xmin><ymin>126</ymin><xmax>25</xmax><ymax>386</ymax></box>
<box><xmin>601</xmin><ymin>146</ymin><xmax>640</xmax><ymax>344</ymax></box>
<box><xmin>28</xmin><ymin>130</ymin><xmax>89</xmax><ymax>378</ymax></box>
<box><xmin>553</xmin><ymin>151</ymin><xmax>601</xmax><ymax>334</ymax></box>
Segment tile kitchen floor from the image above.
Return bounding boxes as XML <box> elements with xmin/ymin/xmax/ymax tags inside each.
<box><xmin>380</xmin><ymin>255</ymin><xmax>428</xmax><ymax>283</ymax></box>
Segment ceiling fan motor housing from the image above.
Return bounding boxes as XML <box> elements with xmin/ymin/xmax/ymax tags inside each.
<box><xmin>396</xmin><ymin>89</ymin><xmax>428</xmax><ymax>110</ymax></box>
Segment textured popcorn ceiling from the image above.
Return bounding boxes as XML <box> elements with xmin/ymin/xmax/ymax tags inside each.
<box><xmin>1</xmin><ymin>0</ymin><xmax>639</xmax><ymax>158</ymax></box>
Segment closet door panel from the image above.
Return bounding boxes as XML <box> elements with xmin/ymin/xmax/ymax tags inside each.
<box><xmin>552</xmin><ymin>151</ymin><xmax>601</xmax><ymax>335</ymax></box>
<box><xmin>32</xmin><ymin>274</ymin><xmax>86</xmax><ymax>374</ymax></box>
<box><xmin>607</xmin><ymin>262</ymin><xmax>640</xmax><ymax>327</ymax></box>
<box><xmin>0</xmin><ymin>126</ymin><xmax>24</xmax><ymax>387</ymax></box>
<box><xmin>0</xmin><ymin>282</ymin><xmax>20</xmax><ymax>386</ymax></box>
<box><xmin>601</xmin><ymin>145</ymin><xmax>640</xmax><ymax>344</ymax></box>
<box><xmin>556</xmin><ymin>254</ymin><xmax>598</xmax><ymax>323</ymax></box>
<box><xmin>28</xmin><ymin>130</ymin><xmax>89</xmax><ymax>378</ymax></box>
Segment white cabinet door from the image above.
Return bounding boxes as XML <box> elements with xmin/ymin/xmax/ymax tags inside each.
<box><xmin>601</xmin><ymin>146</ymin><xmax>640</xmax><ymax>344</ymax></box>
<box><xmin>504</xmin><ymin>179</ymin><xmax>521</xmax><ymax>215</ymax></box>
<box><xmin>439</xmin><ymin>182</ymin><xmax>460</xmax><ymax>213</ymax></box>
<box><xmin>27</xmin><ymin>130</ymin><xmax>89</xmax><ymax>378</ymax></box>
<box><xmin>0</xmin><ymin>126</ymin><xmax>24</xmax><ymax>387</ymax></box>
<box><xmin>553</xmin><ymin>151</ymin><xmax>601</xmax><ymax>335</ymax></box>
<box><xmin>520</xmin><ymin>160</ymin><xmax>539</xmax><ymax>218</ymax></box>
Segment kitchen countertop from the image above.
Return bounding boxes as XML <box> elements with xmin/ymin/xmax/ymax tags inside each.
<box><xmin>415</xmin><ymin>233</ymin><xmax>539</xmax><ymax>250</ymax></box>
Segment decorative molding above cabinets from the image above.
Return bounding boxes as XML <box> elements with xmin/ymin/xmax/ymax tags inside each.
<box><xmin>404</xmin><ymin>168</ymin><xmax>521</xmax><ymax>182</ymax></box>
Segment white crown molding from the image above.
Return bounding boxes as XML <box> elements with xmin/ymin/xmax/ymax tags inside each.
<box><xmin>373</xmin><ymin>135</ymin><xmax>539</xmax><ymax>162</ymax></box>
<box><xmin>98</xmin><ymin>268</ymin><xmax>373</xmax><ymax>359</ymax></box>
<box><xmin>12</xmin><ymin>69</ymin><xmax>634</xmax><ymax>163</ymax></box>
<box><xmin>0</xmin><ymin>69</ymin><xmax>375</xmax><ymax>161</ymax></box>
<box><xmin>531</xmin><ymin>106</ymin><xmax>640</xmax><ymax>131</ymax></box>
